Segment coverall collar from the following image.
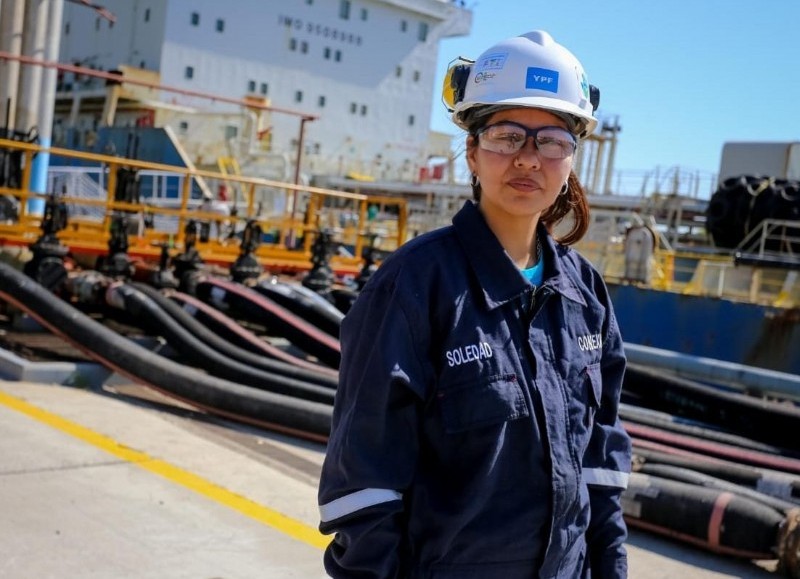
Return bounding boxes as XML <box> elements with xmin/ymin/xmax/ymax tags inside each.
<box><xmin>452</xmin><ymin>200</ymin><xmax>586</xmax><ymax>310</ymax></box>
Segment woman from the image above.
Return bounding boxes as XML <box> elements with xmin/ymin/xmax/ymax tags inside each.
<box><xmin>318</xmin><ymin>30</ymin><xmax>631</xmax><ymax>578</ymax></box>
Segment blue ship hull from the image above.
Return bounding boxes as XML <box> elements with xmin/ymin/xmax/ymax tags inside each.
<box><xmin>607</xmin><ymin>284</ymin><xmax>800</xmax><ymax>376</ymax></box>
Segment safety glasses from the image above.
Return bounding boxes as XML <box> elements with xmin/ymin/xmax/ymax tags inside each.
<box><xmin>475</xmin><ymin>122</ymin><xmax>577</xmax><ymax>159</ymax></box>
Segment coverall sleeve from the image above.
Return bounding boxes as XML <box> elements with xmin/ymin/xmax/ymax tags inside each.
<box><xmin>584</xmin><ymin>308</ymin><xmax>632</xmax><ymax>578</ymax></box>
<box><xmin>318</xmin><ymin>277</ymin><xmax>428</xmax><ymax>579</ymax></box>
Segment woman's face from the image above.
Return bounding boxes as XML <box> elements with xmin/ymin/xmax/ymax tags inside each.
<box><xmin>466</xmin><ymin>107</ymin><xmax>574</xmax><ymax>223</ymax></box>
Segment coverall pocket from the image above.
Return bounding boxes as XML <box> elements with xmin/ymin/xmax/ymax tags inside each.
<box><xmin>584</xmin><ymin>362</ymin><xmax>603</xmax><ymax>424</ymax></box>
<box><xmin>437</xmin><ymin>374</ymin><xmax>528</xmax><ymax>434</ymax></box>
<box><xmin>569</xmin><ymin>363</ymin><xmax>603</xmax><ymax>457</ymax></box>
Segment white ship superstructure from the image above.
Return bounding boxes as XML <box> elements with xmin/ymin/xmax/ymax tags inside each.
<box><xmin>57</xmin><ymin>0</ymin><xmax>472</xmax><ymax>181</ymax></box>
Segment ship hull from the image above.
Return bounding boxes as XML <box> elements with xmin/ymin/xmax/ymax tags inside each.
<box><xmin>607</xmin><ymin>284</ymin><xmax>800</xmax><ymax>375</ymax></box>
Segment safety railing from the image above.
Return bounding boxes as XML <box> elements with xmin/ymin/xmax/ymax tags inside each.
<box><xmin>0</xmin><ymin>137</ymin><xmax>409</xmax><ymax>273</ymax></box>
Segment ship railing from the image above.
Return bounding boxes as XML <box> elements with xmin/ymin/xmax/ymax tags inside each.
<box><xmin>680</xmin><ymin>259</ymin><xmax>797</xmax><ymax>306</ymax></box>
<box><xmin>734</xmin><ymin>218</ymin><xmax>800</xmax><ymax>263</ymax></box>
<box><xmin>671</xmin><ymin>218</ymin><xmax>798</xmax><ymax>307</ymax></box>
<box><xmin>0</xmin><ymin>137</ymin><xmax>410</xmax><ymax>272</ymax></box>
<box><xmin>572</xmin><ymin>206</ymin><xmax>799</xmax><ymax>307</ymax></box>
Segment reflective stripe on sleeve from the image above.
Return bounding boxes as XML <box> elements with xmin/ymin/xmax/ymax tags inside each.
<box><xmin>319</xmin><ymin>488</ymin><xmax>403</xmax><ymax>523</ymax></box>
<box><xmin>583</xmin><ymin>468</ymin><xmax>630</xmax><ymax>489</ymax></box>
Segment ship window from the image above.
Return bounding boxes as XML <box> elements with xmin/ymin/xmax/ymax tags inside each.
<box><xmin>413</xmin><ymin>70</ymin><xmax>420</xmax><ymax>82</ymax></box>
<box><xmin>95</xmin><ymin>17</ymin><xmax>100</xmax><ymax>31</ymax></box>
<box><xmin>334</xmin><ymin>50</ymin><xmax>342</xmax><ymax>62</ymax></box>
<box><xmin>301</xmin><ymin>41</ymin><xmax>309</xmax><ymax>54</ymax></box>
<box><xmin>247</xmin><ymin>80</ymin><xmax>256</xmax><ymax>92</ymax></box>
<box><xmin>295</xmin><ymin>91</ymin><xmax>303</xmax><ymax>103</ymax></box>
<box><xmin>185</xmin><ymin>66</ymin><xmax>194</xmax><ymax>79</ymax></box>
<box><xmin>400</xmin><ymin>20</ymin><xmax>407</xmax><ymax>32</ymax></box>
<box><xmin>225</xmin><ymin>126</ymin><xmax>238</xmax><ymax>140</ymax></box>
<box><xmin>179</xmin><ymin>121</ymin><xmax>189</xmax><ymax>134</ymax></box>
<box><xmin>324</xmin><ymin>47</ymin><xmax>331</xmax><ymax>59</ymax></box>
<box><xmin>350</xmin><ymin>102</ymin><xmax>357</xmax><ymax>114</ymax></box>
<box><xmin>144</xmin><ymin>9</ymin><xmax>150</xmax><ymax>22</ymax></box>
<box><xmin>306</xmin><ymin>0</ymin><xmax>313</xmax><ymax>4</ymax></box>
<box><xmin>260</xmin><ymin>83</ymin><xmax>268</xmax><ymax>95</ymax></box>
<box><xmin>318</xmin><ymin>95</ymin><xmax>326</xmax><ymax>107</ymax></box>
<box><xmin>191</xmin><ymin>12</ymin><xmax>200</xmax><ymax>26</ymax></box>
<box><xmin>360</xmin><ymin>105</ymin><xmax>367</xmax><ymax>116</ymax></box>
<box><xmin>289</xmin><ymin>38</ymin><xmax>297</xmax><ymax>51</ymax></box>
<box><xmin>216</xmin><ymin>19</ymin><xmax>225</xmax><ymax>33</ymax></box>
<box><xmin>360</xmin><ymin>8</ymin><xmax>368</xmax><ymax>21</ymax></box>
<box><xmin>395</xmin><ymin>66</ymin><xmax>402</xmax><ymax>78</ymax></box>
<box><xmin>65</xmin><ymin>22</ymin><xmax>70</xmax><ymax>35</ymax></box>
<box><xmin>140</xmin><ymin>60</ymin><xmax>146</xmax><ymax>68</ymax></box>
<box><xmin>339</xmin><ymin>0</ymin><xmax>351</xmax><ymax>20</ymax></box>
<box><xmin>418</xmin><ymin>22</ymin><xmax>429</xmax><ymax>42</ymax></box>
<box><xmin>408</xmin><ymin>114</ymin><xmax>415</xmax><ymax>126</ymax></box>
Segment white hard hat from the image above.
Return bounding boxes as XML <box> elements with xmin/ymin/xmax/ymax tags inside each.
<box><xmin>444</xmin><ymin>30</ymin><xmax>599</xmax><ymax>138</ymax></box>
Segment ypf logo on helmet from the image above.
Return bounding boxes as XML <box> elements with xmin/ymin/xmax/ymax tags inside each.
<box><xmin>443</xmin><ymin>30</ymin><xmax>601</xmax><ymax>138</ymax></box>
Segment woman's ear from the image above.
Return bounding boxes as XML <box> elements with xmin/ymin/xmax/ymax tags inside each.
<box><xmin>465</xmin><ymin>135</ymin><xmax>477</xmax><ymax>173</ymax></box>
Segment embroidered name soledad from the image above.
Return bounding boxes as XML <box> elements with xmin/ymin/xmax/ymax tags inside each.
<box><xmin>446</xmin><ymin>342</ymin><xmax>494</xmax><ymax>367</ymax></box>
<box><xmin>578</xmin><ymin>333</ymin><xmax>603</xmax><ymax>352</ymax></box>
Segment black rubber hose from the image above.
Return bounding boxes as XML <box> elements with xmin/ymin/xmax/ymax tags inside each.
<box><xmin>636</xmin><ymin>463</ymin><xmax>799</xmax><ymax>513</ymax></box>
<box><xmin>131</xmin><ymin>282</ymin><xmax>338</xmax><ymax>390</ymax></box>
<box><xmin>196</xmin><ymin>277</ymin><xmax>341</xmax><ymax>368</ymax></box>
<box><xmin>166</xmin><ymin>290</ymin><xmax>338</xmax><ymax>378</ymax></box>
<box><xmin>254</xmin><ymin>277</ymin><xmax>343</xmax><ymax>338</ymax></box>
<box><xmin>0</xmin><ymin>262</ymin><xmax>332</xmax><ymax>441</ymax></box>
<box><xmin>620</xmin><ymin>403</ymin><xmax>800</xmax><ymax>458</ymax></box>
<box><xmin>625</xmin><ymin>421</ymin><xmax>800</xmax><ymax>475</ymax></box>
<box><xmin>623</xmin><ymin>472</ymin><xmax>791</xmax><ymax>564</ymax></box>
<box><xmin>624</xmin><ymin>363</ymin><xmax>800</xmax><ymax>450</ymax></box>
<box><xmin>632</xmin><ymin>442</ymin><xmax>800</xmax><ymax>503</ymax></box>
<box><xmin>111</xmin><ymin>283</ymin><xmax>335</xmax><ymax>405</ymax></box>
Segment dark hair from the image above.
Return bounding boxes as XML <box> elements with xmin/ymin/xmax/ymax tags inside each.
<box><xmin>541</xmin><ymin>171</ymin><xmax>590</xmax><ymax>245</ymax></box>
<box><xmin>466</xmin><ymin>111</ymin><xmax>590</xmax><ymax>246</ymax></box>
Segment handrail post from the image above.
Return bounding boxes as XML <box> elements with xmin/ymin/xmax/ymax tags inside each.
<box><xmin>104</xmin><ymin>161</ymin><xmax>118</xmax><ymax>232</ymax></box>
<box><xmin>176</xmin><ymin>175</ymin><xmax>192</xmax><ymax>247</ymax></box>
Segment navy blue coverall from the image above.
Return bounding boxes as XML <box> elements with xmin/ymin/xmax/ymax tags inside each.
<box><xmin>318</xmin><ymin>200</ymin><xmax>631</xmax><ymax>578</ymax></box>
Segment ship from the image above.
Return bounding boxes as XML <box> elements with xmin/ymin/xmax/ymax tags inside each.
<box><xmin>0</xmin><ymin>0</ymin><xmax>798</xmax><ymax>377</ymax></box>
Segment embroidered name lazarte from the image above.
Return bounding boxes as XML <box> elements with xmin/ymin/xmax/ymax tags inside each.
<box><xmin>445</xmin><ymin>342</ymin><xmax>494</xmax><ymax>367</ymax></box>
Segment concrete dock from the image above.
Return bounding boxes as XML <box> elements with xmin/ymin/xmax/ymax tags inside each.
<box><xmin>0</xmin><ymin>379</ymin><xmax>779</xmax><ymax>578</ymax></box>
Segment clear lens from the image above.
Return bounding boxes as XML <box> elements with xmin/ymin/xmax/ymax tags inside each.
<box><xmin>477</xmin><ymin>122</ymin><xmax>576</xmax><ymax>159</ymax></box>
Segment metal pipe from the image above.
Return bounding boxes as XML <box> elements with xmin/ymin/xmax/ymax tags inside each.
<box><xmin>30</xmin><ymin>0</ymin><xmax>63</xmax><ymax>207</ymax></box>
<box><xmin>0</xmin><ymin>50</ymin><xmax>319</xmax><ymax>120</ymax></box>
<box><xmin>603</xmin><ymin>116</ymin><xmax>620</xmax><ymax>194</ymax></box>
<box><xmin>16</xmin><ymin>0</ymin><xmax>47</xmax><ymax>135</ymax></box>
<box><xmin>36</xmin><ymin>0</ymin><xmax>62</xmax><ymax>141</ymax></box>
<box><xmin>0</xmin><ymin>0</ymin><xmax>25</xmax><ymax>132</ymax></box>
<box><xmin>0</xmin><ymin>48</ymin><xmax>318</xmax><ymax>216</ymax></box>
<box><xmin>591</xmin><ymin>137</ymin><xmax>605</xmax><ymax>195</ymax></box>
<box><xmin>624</xmin><ymin>342</ymin><xmax>800</xmax><ymax>401</ymax></box>
<box><xmin>288</xmin><ymin>116</ymin><xmax>309</xmax><ymax>248</ymax></box>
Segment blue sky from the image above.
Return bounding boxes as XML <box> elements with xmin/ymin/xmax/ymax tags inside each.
<box><xmin>429</xmin><ymin>0</ymin><xmax>798</xmax><ymax>188</ymax></box>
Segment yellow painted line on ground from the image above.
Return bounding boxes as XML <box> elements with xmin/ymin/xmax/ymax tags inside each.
<box><xmin>0</xmin><ymin>389</ymin><xmax>330</xmax><ymax>550</ymax></box>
